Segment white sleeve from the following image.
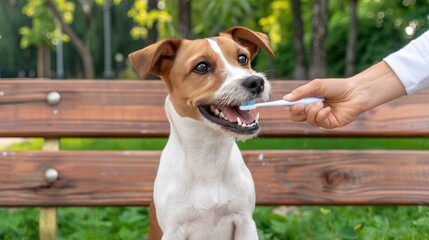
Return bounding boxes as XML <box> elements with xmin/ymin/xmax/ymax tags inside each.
<box><xmin>383</xmin><ymin>30</ymin><xmax>429</xmax><ymax>95</ymax></box>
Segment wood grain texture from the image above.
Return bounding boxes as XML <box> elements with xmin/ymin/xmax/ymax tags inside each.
<box><xmin>0</xmin><ymin>79</ymin><xmax>428</xmax><ymax>137</ymax></box>
<box><xmin>1</xmin><ymin>150</ymin><xmax>429</xmax><ymax>206</ymax></box>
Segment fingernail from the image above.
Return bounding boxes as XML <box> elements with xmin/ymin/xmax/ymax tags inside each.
<box><xmin>283</xmin><ymin>93</ymin><xmax>292</xmax><ymax>100</ymax></box>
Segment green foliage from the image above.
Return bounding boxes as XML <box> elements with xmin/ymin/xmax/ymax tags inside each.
<box><xmin>127</xmin><ymin>0</ymin><xmax>173</xmax><ymax>40</ymax></box>
<box><xmin>0</xmin><ymin>208</ymin><xmax>39</xmax><ymax>239</ymax></box>
<box><xmin>255</xmin><ymin>206</ymin><xmax>429</xmax><ymax>240</ymax></box>
<box><xmin>192</xmin><ymin>0</ymin><xmax>265</xmax><ymax>38</ymax></box>
<box><xmin>19</xmin><ymin>0</ymin><xmax>74</xmax><ymax>48</ymax></box>
<box><xmin>259</xmin><ymin>0</ymin><xmax>291</xmax><ymax>51</ymax></box>
<box><xmin>2</xmin><ymin>206</ymin><xmax>429</xmax><ymax>239</ymax></box>
<box><xmin>4</xmin><ymin>0</ymin><xmax>429</xmax><ymax>78</ymax></box>
<box><xmin>57</xmin><ymin>207</ymin><xmax>149</xmax><ymax>239</ymax></box>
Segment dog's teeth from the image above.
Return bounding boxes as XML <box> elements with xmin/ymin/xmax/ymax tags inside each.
<box><xmin>237</xmin><ymin>117</ymin><xmax>242</xmax><ymax>126</ymax></box>
<box><xmin>214</xmin><ymin>109</ymin><xmax>220</xmax><ymax>116</ymax></box>
<box><xmin>242</xmin><ymin>123</ymin><xmax>246</xmax><ymax>127</ymax></box>
<box><xmin>255</xmin><ymin>112</ymin><xmax>260</xmax><ymax>123</ymax></box>
<box><xmin>210</xmin><ymin>106</ymin><xmax>216</xmax><ymax>113</ymax></box>
<box><xmin>219</xmin><ymin>111</ymin><xmax>225</xmax><ymax>118</ymax></box>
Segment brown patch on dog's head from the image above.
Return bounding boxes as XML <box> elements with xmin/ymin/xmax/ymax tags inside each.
<box><xmin>220</xmin><ymin>26</ymin><xmax>275</xmax><ymax>60</ymax></box>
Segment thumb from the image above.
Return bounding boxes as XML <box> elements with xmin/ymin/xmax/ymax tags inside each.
<box><xmin>283</xmin><ymin>80</ymin><xmax>321</xmax><ymax>101</ymax></box>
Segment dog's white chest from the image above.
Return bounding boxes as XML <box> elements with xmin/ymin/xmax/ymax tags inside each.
<box><xmin>153</xmin><ymin>98</ymin><xmax>258</xmax><ymax>239</ymax></box>
<box><xmin>154</xmin><ymin>136</ymin><xmax>257</xmax><ymax>239</ymax></box>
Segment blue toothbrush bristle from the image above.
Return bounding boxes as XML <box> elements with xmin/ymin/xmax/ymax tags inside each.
<box><xmin>241</xmin><ymin>100</ymin><xmax>256</xmax><ymax>106</ymax></box>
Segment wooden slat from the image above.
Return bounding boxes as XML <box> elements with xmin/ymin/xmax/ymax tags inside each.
<box><xmin>0</xmin><ymin>80</ymin><xmax>169</xmax><ymax>137</ymax></box>
<box><xmin>0</xmin><ymin>79</ymin><xmax>428</xmax><ymax>137</ymax></box>
<box><xmin>1</xmin><ymin>150</ymin><xmax>429</xmax><ymax>206</ymax></box>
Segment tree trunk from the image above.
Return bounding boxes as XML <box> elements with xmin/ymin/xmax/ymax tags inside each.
<box><xmin>345</xmin><ymin>0</ymin><xmax>357</xmax><ymax>77</ymax></box>
<box><xmin>147</xmin><ymin>0</ymin><xmax>159</xmax><ymax>45</ymax></box>
<box><xmin>46</xmin><ymin>0</ymin><xmax>94</xmax><ymax>79</ymax></box>
<box><xmin>291</xmin><ymin>0</ymin><xmax>306</xmax><ymax>80</ymax></box>
<box><xmin>178</xmin><ymin>0</ymin><xmax>192</xmax><ymax>39</ymax></box>
<box><xmin>37</xmin><ymin>43</ymin><xmax>51</xmax><ymax>78</ymax></box>
<box><xmin>309</xmin><ymin>0</ymin><xmax>328</xmax><ymax>79</ymax></box>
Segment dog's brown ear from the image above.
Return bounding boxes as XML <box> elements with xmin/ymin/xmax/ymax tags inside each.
<box><xmin>128</xmin><ymin>39</ymin><xmax>182</xmax><ymax>79</ymax></box>
<box><xmin>220</xmin><ymin>26</ymin><xmax>274</xmax><ymax>60</ymax></box>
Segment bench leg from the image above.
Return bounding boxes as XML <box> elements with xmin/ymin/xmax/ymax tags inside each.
<box><xmin>40</xmin><ymin>138</ymin><xmax>60</xmax><ymax>240</ymax></box>
<box><xmin>40</xmin><ymin>207</ymin><xmax>57</xmax><ymax>240</ymax></box>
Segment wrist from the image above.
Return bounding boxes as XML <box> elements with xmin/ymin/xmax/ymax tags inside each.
<box><xmin>349</xmin><ymin>61</ymin><xmax>406</xmax><ymax>112</ymax></box>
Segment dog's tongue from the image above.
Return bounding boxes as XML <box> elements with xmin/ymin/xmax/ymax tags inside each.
<box><xmin>220</xmin><ymin>106</ymin><xmax>255</xmax><ymax>123</ymax></box>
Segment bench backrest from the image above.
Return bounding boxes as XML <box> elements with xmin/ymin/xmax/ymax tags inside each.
<box><xmin>1</xmin><ymin>79</ymin><xmax>429</xmax><ymax>207</ymax></box>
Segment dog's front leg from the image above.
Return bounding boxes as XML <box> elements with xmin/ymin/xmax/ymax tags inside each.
<box><xmin>233</xmin><ymin>215</ymin><xmax>259</xmax><ymax>240</ymax></box>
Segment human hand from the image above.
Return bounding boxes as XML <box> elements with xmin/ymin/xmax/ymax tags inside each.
<box><xmin>283</xmin><ymin>78</ymin><xmax>368</xmax><ymax>129</ymax></box>
<box><xmin>283</xmin><ymin>62</ymin><xmax>407</xmax><ymax>129</ymax></box>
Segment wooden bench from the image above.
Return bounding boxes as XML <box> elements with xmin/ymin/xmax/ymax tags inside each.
<box><xmin>1</xmin><ymin>79</ymin><xmax>428</xmax><ymax>239</ymax></box>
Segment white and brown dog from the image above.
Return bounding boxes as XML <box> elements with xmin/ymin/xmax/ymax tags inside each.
<box><xmin>129</xmin><ymin>26</ymin><xmax>274</xmax><ymax>240</ymax></box>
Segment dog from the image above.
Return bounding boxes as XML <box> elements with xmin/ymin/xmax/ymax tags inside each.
<box><xmin>129</xmin><ymin>26</ymin><xmax>274</xmax><ymax>240</ymax></box>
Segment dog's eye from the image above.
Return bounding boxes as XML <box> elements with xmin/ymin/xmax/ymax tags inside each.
<box><xmin>238</xmin><ymin>54</ymin><xmax>249</xmax><ymax>66</ymax></box>
<box><xmin>193</xmin><ymin>62</ymin><xmax>210</xmax><ymax>74</ymax></box>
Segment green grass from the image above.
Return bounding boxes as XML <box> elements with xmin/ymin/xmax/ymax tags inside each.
<box><xmin>1</xmin><ymin>137</ymin><xmax>429</xmax><ymax>239</ymax></box>
<box><xmin>60</xmin><ymin>137</ymin><xmax>429</xmax><ymax>150</ymax></box>
<box><xmin>2</xmin><ymin>206</ymin><xmax>429</xmax><ymax>239</ymax></box>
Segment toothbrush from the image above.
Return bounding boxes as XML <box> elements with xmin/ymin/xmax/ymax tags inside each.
<box><xmin>239</xmin><ymin>97</ymin><xmax>324</xmax><ymax>110</ymax></box>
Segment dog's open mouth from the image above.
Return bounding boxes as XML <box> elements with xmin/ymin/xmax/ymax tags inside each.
<box><xmin>198</xmin><ymin>104</ymin><xmax>259</xmax><ymax>135</ymax></box>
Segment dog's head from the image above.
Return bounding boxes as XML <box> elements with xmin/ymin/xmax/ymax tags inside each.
<box><xmin>129</xmin><ymin>26</ymin><xmax>274</xmax><ymax>139</ymax></box>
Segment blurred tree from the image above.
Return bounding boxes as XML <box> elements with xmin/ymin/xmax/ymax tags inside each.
<box><xmin>6</xmin><ymin>0</ymin><xmax>428</xmax><ymax>80</ymax></box>
<box><xmin>259</xmin><ymin>0</ymin><xmax>292</xmax><ymax>77</ymax></box>
<box><xmin>194</xmin><ymin>0</ymin><xmax>256</xmax><ymax>37</ymax></box>
<box><xmin>20</xmin><ymin>0</ymin><xmax>74</xmax><ymax>77</ymax></box>
<box><xmin>354</xmin><ymin>0</ymin><xmax>429</xmax><ymax>73</ymax></box>
<box><xmin>0</xmin><ymin>1</ymin><xmax>35</xmax><ymax>78</ymax></box>
<box><xmin>147</xmin><ymin>0</ymin><xmax>159</xmax><ymax>44</ymax></box>
<box><xmin>178</xmin><ymin>0</ymin><xmax>192</xmax><ymax>39</ymax></box>
<box><xmin>291</xmin><ymin>0</ymin><xmax>306</xmax><ymax>79</ymax></box>
<box><xmin>345</xmin><ymin>0</ymin><xmax>357</xmax><ymax>76</ymax></box>
<box><xmin>309</xmin><ymin>0</ymin><xmax>327</xmax><ymax>78</ymax></box>
<box><xmin>46</xmin><ymin>0</ymin><xmax>95</xmax><ymax>79</ymax></box>
<box><xmin>259</xmin><ymin>0</ymin><xmax>286</xmax><ymax>51</ymax></box>
<box><xmin>128</xmin><ymin>0</ymin><xmax>173</xmax><ymax>41</ymax></box>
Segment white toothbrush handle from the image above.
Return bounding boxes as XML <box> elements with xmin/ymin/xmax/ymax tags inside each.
<box><xmin>257</xmin><ymin>97</ymin><xmax>324</xmax><ymax>107</ymax></box>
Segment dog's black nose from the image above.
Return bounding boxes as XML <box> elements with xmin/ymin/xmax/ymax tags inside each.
<box><xmin>242</xmin><ymin>76</ymin><xmax>265</xmax><ymax>95</ymax></box>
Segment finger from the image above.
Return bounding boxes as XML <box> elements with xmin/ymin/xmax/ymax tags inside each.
<box><xmin>305</xmin><ymin>102</ymin><xmax>324</xmax><ymax>127</ymax></box>
<box><xmin>283</xmin><ymin>79</ymin><xmax>322</xmax><ymax>101</ymax></box>
<box><xmin>316</xmin><ymin>107</ymin><xmax>343</xmax><ymax>129</ymax></box>
<box><xmin>290</xmin><ymin>103</ymin><xmax>305</xmax><ymax>115</ymax></box>
<box><xmin>289</xmin><ymin>103</ymin><xmax>306</xmax><ymax>122</ymax></box>
<box><xmin>315</xmin><ymin>107</ymin><xmax>333</xmax><ymax>128</ymax></box>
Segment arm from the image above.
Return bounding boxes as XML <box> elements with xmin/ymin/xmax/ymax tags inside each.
<box><xmin>284</xmin><ymin>30</ymin><xmax>429</xmax><ymax>129</ymax></box>
<box><xmin>384</xmin><ymin>30</ymin><xmax>429</xmax><ymax>95</ymax></box>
